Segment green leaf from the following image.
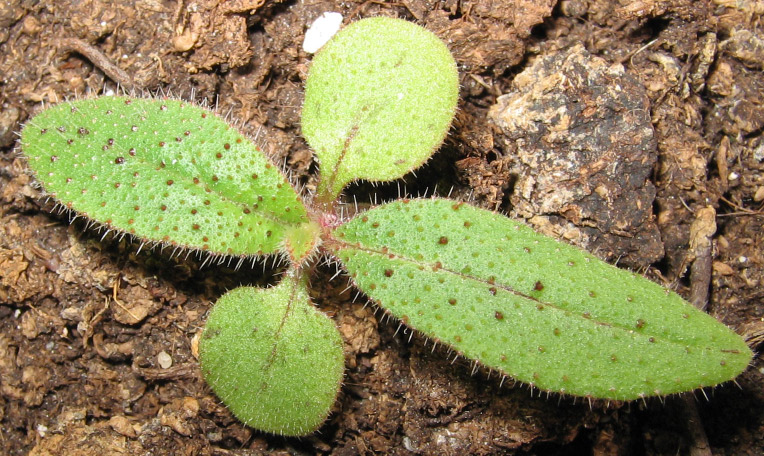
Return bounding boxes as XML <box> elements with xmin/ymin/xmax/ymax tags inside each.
<box><xmin>302</xmin><ymin>17</ymin><xmax>459</xmax><ymax>201</ymax></box>
<box><xmin>199</xmin><ymin>271</ymin><xmax>345</xmax><ymax>436</ymax></box>
<box><xmin>330</xmin><ymin>198</ymin><xmax>752</xmax><ymax>400</ymax></box>
<box><xmin>21</xmin><ymin>96</ymin><xmax>310</xmax><ymax>257</ymax></box>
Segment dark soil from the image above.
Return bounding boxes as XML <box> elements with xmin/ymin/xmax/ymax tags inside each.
<box><xmin>1</xmin><ymin>0</ymin><xmax>763</xmax><ymax>455</ymax></box>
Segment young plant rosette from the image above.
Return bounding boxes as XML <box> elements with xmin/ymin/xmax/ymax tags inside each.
<box><xmin>20</xmin><ymin>17</ymin><xmax>752</xmax><ymax>436</ymax></box>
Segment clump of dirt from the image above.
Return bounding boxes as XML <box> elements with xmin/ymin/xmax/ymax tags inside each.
<box><xmin>1</xmin><ymin>0</ymin><xmax>762</xmax><ymax>455</ymax></box>
<box><xmin>489</xmin><ymin>43</ymin><xmax>663</xmax><ymax>268</ymax></box>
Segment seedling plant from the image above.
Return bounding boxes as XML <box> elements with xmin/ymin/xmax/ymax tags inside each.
<box><xmin>20</xmin><ymin>17</ymin><xmax>752</xmax><ymax>436</ymax></box>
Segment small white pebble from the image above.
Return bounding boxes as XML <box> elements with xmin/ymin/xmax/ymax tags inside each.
<box><xmin>103</xmin><ymin>88</ymin><xmax>115</xmax><ymax>96</ymax></box>
<box><xmin>157</xmin><ymin>350</ymin><xmax>173</xmax><ymax>369</ymax></box>
<box><xmin>303</xmin><ymin>12</ymin><xmax>343</xmax><ymax>54</ymax></box>
<box><xmin>728</xmin><ymin>171</ymin><xmax>739</xmax><ymax>180</ymax></box>
<box><xmin>36</xmin><ymin>424</ymin><xmax>48</xmax><ymax>438</ymax></box>
<box><xmin>738</xmin><ymin>256</ymin><xmax>748</xmax><ymax>263</ymax></box>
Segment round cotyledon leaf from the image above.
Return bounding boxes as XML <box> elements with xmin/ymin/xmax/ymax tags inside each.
<box><xmin>302</xmin><ymin>17</ymin><xmax>459</xmax><ymax>201</ymax></box>
<box><xmin>199</xmin><ymin>271</ymin><xmax>345</xmax><ymax>436</ymax></box>
<box><xmin>21</xmin><ymin>96</ymin><xmax>311</xmax><ymax>257</ymax></box>
<box><xmin>330</xmin><ymin>198</ymin><xmax>752</xmax><ymax>400</ymax></box>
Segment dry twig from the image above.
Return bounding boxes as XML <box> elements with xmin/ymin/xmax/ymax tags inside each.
<box><xmin>59</xmin><ymin>38</ymin><xmax>137</xmax><ymax>92</ymax></box>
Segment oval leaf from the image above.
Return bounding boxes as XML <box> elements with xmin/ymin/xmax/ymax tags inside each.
<box><xmin>302</xmin><ymin>17</ymin><xmax>459</xmax><ymax>200</ymax></box>
<box><xmin>330</xmin><ymin>198</ymin><xmax>752</xmax><ymax>400</ymax></box>
<box><xmin>21</xmin><ymin>96</ymin><xmax>309</xmax><ymax>257</ymax></box>
<box><xmin>199</xmin><ymin>271</ymin><xmax>345</xmax><ymax>436</ymax></box>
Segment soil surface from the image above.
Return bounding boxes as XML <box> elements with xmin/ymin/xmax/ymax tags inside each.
<box><xmin>1</xmin><ymin>0</ymin><xmax>763</xmax><ymax>455</ymax></box>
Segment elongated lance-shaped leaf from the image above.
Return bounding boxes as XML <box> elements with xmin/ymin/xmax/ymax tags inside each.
<box><xmin>21</xmin><ymin>96</ymin><xmax>314</xmax><ymax>257</ymax></box>
<box><xmin>199</xmin><ymin>269</ymin><xmax>345</xmax><ymax>436</ymax></box>
<box><xmin>330</xmin><ymin>198</ymin><xmax>752</xmax><ymax>400</ymax></box>
<box><xmin>302</xmin><ymin>17</ymin><xmax>459</xmax><ymax>201</ymax></box>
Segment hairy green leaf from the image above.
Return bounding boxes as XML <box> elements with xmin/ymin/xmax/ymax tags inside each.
<box><xmin>199</xmin><ymin>271</ymin><xmax>345</xmax><ymax>436</ymax></box>
<box><xmin>21</xmin><ymin>96</ymin><xmax>309</xmax><ymax>257</ymax></box>
<box><xmin>302</xmin><ymin>17</ymin><xmax>459</xmax><ymax>201</ymax></box>
<box><xmin>331</xmin><ymin>198</ymin><xmax>752</xmax><ymax>400</ymax></box>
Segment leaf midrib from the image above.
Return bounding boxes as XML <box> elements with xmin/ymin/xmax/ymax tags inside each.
<box><xmin>29</xmin><ymin>104</ymin><xmax>307</xmax><ymax>230</ymax></box>
<box><xmin>333</xmin><ymin>240</ymin><xmax>718</xmax><ymax>350</ymax></box>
